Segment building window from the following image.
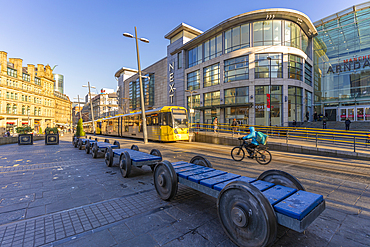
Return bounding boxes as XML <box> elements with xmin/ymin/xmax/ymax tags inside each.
<box><xmin>35</xmin><ymin>77</ymin><xmax>41</xmax><ymax>86</ymax></box>
<box><xmin>7</xmin><ymin>68</ymin><xmax>17</xmax><ymax>78</ymax></box>
<box><xmin>253</xmin><ymin>20</ymin><xmax>282</xmax><ymax>47</ymax></box>
<box><xmin>288</xmin><ymin>54</ymin><xmax>303</xmax><ymax>81</ymax></box>
<box><xmin>224</xmin><ymin>87</ymin><xmax>249</xmax><ymax>105</ymax></box>
<box><xmin>34</xmin><ymin>108</ymin><xmax>37</xmax><ymax>116</ymax></box>
<box><xmin>12</xmin><ymin>104</ymin><xmax>17</xmax><ymax>114</ymax></box>
<box><xmin>187</xmin><ymin>94</ymin><xmax>200</xmax><ymax>109</ymax></box>
<box><xmin>224</xmin><ymin>55</ymin><xmax>249</xmax><ymax>83</ymax></box>
<box><xmin>15</xmin><ymin>93</ymin><xmax>18</xmax><ymax>100</ymax></box>
<box><xmin>22</xmin><ymin>105</ymin><xmax>25</xmax><ymax>115</ymax></box>
<box><xmin>285</xmin><ymin>21</ymin><xmax>301</xmax><ymax>49</ymax></box>
<box><xmin>305</xmin><ymin>63</ymin><xmax>312</xmax><ymax>86</ymax></box>
<box><xmin>204</xmin><ymin>91</ymin><xmax>220</xmax><ymax>107</ymax></box>
<box><xmin>255</xmin><ymin>53</ymin><xmax>283</xmax><ymax>79</ymax></box>
<box><xmin>203</xmin><ymin>63</ymin><xmax>220</xmax><ymax>88</ymax></box>
<box><xmin>38</xmin><ymin>108</ymin><xmax>41</xmax><ymax>116</ymax></box>
<box><xmin>288</xmin><ymin>86</ymin><xmax>303</xmax><ymax>122</ymax></box>
<box><xmin>6</xmin><ymin>92</ymin><xmax>9</xmax><ymax>99</ymax></box>
<box><xmin>27</xmin><ymin>106</ymin><xmax>30</xmax><ymax>115</ymax></box>
<box><xmin>204</xmin><ymin>34</ymin><xmax>222</xmax><ymax>61</ymax></box>
<box><xmin>225</xmin><ymin>24</ymin><xmax>250</xmax><ymax>53</ymax></box>
<box><xmin>187</xmin><ymin>44</ymin><xmax>202</xmax><ymax>68</ymax></box>
<box><xmin>23</xmin><ymin>73</ymin><xmax>30</xmax><ymax>82</ymax></box>
<box><xmin>187</xmin><ymin>70</ymin><xmax>200</xmax><ymax>90</ymax></box>
<box><xmin>305</xmin><ymin>90</ymin><xmax>312</xmax><ymax>119</ymax></box>
<box><xmin>225</xmin><ymin>107</ymin><xmax>250</xmax><ymax>125</ymax></box>
<box><xmin>6</xmin><ymin>104</ymin><xmax>11</xmax><ymax>114</ymax></box>
<box><xmin>11</xmin><ymin>92</ymin><xmax>14</xmax><ymax>99</ymax></box>
<box><xmin>178</xmin><ymin>52</ymin><xmax>182</xmax><ymax>69</ymax></box>
<box><xmin>255</xmin><ymin>85</ymin><xmax>282</xmax><ymax>126</ymax></box>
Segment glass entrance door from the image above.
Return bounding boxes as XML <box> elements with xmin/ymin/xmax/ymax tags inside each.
<box><xmin>340</xmin><ymin>108</ymin><xmax>355</xmax><ymax>121</ymax></box>
<box><xmin>357</xmin><ymin>108</ymin><xmax>364</xmax><ymax>121</ymax></box>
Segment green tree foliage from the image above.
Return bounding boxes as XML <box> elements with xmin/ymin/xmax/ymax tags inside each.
<box><xmin>75</xmin><ymin>118</ymin><xmax>85</xmax><ymax>137</ymax></box>
<box><xmin>39</xmin><ymin>127</ymin><xmax>43</xmax><ymax>134</ymax></box>
<box><xmin>45</xmin><ymin>127</ymin><xmax>58</xmax><ymax>134</ymax></box>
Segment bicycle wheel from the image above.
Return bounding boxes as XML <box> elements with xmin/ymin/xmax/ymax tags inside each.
<box><xmin>255</xmin><ymin>149</ymin><xmax>272</xmax><ymax>165</ymax></box>
<box><xmin>231</xmin><ymin>147</ymin><xmax>245</xmax><ymax>161</ymax></box>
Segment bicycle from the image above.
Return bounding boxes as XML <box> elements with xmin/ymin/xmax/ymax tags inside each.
<box><xmin>231</xmin><ymin>138</ymin><xmax>272</xmax><ymax>165</ymax></box>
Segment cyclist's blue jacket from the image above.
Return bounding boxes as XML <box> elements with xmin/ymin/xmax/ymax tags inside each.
<box><xmin>242</xmin><ymin>127</ymin><xmax>259</xmax><ymax>145</ymax></box>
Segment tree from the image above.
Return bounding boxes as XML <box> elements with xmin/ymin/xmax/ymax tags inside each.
<box><xmin>39</xmin><ymin>127</ymin><xmax>43</xmax><ymax>135</ymax></box>
<box><xmin>75</xmin><ymin>118</ymin><xmax>85</xmax><ymax>137</ymax></box>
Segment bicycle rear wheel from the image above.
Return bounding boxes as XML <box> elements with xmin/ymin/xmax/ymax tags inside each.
<box><xmin>255</xmin><ymin>149</ymin><xmax>272</xmax><ymax>165</ymax></box>
<box><xmin>231</xmin><ymin>147</ymin><xmax>245</xmax><ymax>161</ymax></box>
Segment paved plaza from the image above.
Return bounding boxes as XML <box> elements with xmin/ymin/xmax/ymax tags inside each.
<box><xmin>0</xmin><ymin>134</ymin><xmax>370</xmax><ymax>246</ymax></box>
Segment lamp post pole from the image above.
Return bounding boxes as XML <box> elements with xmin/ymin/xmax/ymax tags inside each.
<box><xmin>88</xmin><ymin>82</ymin><xmax>96</xmax><ymax>134</ymax></box>
<box><xmin>267</xmin><ymin>57</ymin><xmax>272</xmax><ymax>127</ymax></box>
<box><xmin>185</xmin><ymin>90</ymin><xmax>197</xmax><ymax>133</ymax></box>
<box><xmin>123</xmin><ymin>27</ymin><xmax>149</xmax><ymax>144</ymax></box>
<box><xmin>82</xmin><ymin>83</ymin><xmax>96</xmax><ymax>134</ymax></box>
<box><xmin>77</xmin><ymin>95</ymin><xmax>82</xmax><ymax>119</ymax></box>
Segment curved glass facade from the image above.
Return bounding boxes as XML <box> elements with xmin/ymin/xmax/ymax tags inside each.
<box><xmin>187</xmin><ymin>19</ymin><xmax>311</xmax><ymax>68</ymax></box>
<box><xmin>314</xmin><ymin>3</ymin><xmax>370</xmax><ymax>121</ymax></box>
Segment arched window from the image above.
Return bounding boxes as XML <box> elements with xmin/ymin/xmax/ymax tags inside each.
<box><xmin>6</xmin><ymin>104</ymin><xmax>11</xmax><ymax>114</ymax></box>
<box><xmin>13</xmin><ymin>104</ymin><xmax>17</xmax><ymax>114</ymax></box>
<box><xmin>11</xmin><ymin>92</ymin><xmax>14</xmax><ymax>99</ymax></box>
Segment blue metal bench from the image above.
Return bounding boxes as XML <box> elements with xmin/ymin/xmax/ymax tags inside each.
<box><xmin>105</xmin><ymin>144</ymin><xmax>162</xmax><ymax>178</ymax></box>
<box><xmin>91</xmin><ymin>139</ymin><xmax>120</xmax><ymax>158</ymax></box>
<box><xmin>153</xmin><ymin>156</ymin><xmax>325</xmax><ymax>247</ymax></box>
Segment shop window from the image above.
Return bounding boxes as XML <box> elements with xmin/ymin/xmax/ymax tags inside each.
<box><xmin>288</xmin><ymin>54</ymin><xmax>303</xmax><ymax>81</ymax></box>
<box><xmin>224</xmin><ymin>87</ymin><xmax>249</xmax><ymax>105</ymax></box>
<box><xmin>203</xmin><ymin>63</ymin><xmax>220</xmax><ymax>88</ymax></box>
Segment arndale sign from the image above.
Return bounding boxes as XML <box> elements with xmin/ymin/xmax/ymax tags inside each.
<box><xmin>327</xmin><ymin>55</ymin><xmax>370</xmax><ymax>74</ymax></box>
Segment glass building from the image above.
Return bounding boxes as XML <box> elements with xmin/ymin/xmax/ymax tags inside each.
<box><xmin>53</xmin><ymin>74</ymin><xmax>64</xmax><ymax>94</ymax></box>
<box><xmin>165</xmin><ymin>9</ymin><xmax>317</xmax><ymax>126</ymax></box>
<box><xmin>314</xmin><ymin>2</ymin><xmax>370</xmax><ymax>121</ymax></box>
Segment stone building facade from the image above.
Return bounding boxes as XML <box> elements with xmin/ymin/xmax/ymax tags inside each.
<box><xmin>0</xmin><ymin>51</ymin><xmax>72</xmax><ymax>135</ymax></box>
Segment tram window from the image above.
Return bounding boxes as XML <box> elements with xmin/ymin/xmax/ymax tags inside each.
<box><xmin>147</xmin><ymin>116</ymin><xmax>152</xmax><ymax>126</ymax></box>
<box><xmin>152</xmin><ymin>116</ymin><xmax>158</xmax><ymax>125</ymax></box>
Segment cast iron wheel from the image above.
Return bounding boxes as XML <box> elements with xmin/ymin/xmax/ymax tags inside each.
<box><xmin>89</xmin><ymin>136</ymin><xmax>92</xmax><ymax>139</ymax></box>
<box><xmin>257</xmin><ymin>170</ymin><xmax>305</xmax><ymax>191</ymax></box>
<box><xmin>119</xmin><ymin>151</ymin><xmax>131</xmax><ymax>178</ymax></box>
<box><xmin>231</xmin><ymin>147</ymin><xmax>245</xmax><ymax>161</ymax></box>
<box><xmin>78</xmin><ymin>139</ymin><xmax>83</xmax><ymax>150</ymax></box>
<box><xmin>153</xmin><ymin>161</ymin><xmax>178</xmax><ymax>200</ymax></box>
<box><xmin>104</xmin><ymin>139</ymin><xmax>109</xmax><ymax>143</ymax></box>
<box><xmin>131</xmin><ymin>145</ymin><xmax>139</xmax><ymax>151</ymax></box>
<box><xmin>92</xmin><ymin>144</ymin><xmax>98</xmax><ymax>158</ymax></box>
<box><xmin>189</xmin><ymin>155</ymin><xmax>213</xmax><ymax>168</ymax></box>
<box><xmin>255</xmin><ymin>149</ymin><xmax>272</xmax><ymax>165</ymax></box>
<box><xmin>217</xmin><ymin>181</ymin><xmax>277</xmax><ymax>247</ymax></box>
<box><xmin>95</xmin><ymin>138</ymin><xmax>98</xmax><ymax>141</ymax></box>
<box><xmin>72</xmin><ymin>136</ymin><xmax>76</xmax><ymax>146</ymax></box>
<box><xmin>105</xmin><ymin>147</ymin><xmax>113</xmax><ymax>167</ymax></box>
<box><xmin>149</xmin><ymin>149</ymin><xmax>162</xmax><ymax>172</ymax></box>
<box><xmin>86</xmin><ymin>141</ymin><xmax>91</xmax><ymax>154</ymax></box>
<box><xmin>113</xmin><ymin>141</ymin><xmax>120</xmax><ymax>149</ymax></box>
<box><xmin>74</xmin><ymin>138</ymin><xmax>79</xmax><ymax>148</ymax></box>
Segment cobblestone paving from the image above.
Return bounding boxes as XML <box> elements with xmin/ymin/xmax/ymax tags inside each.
<box><xmin>1</xmin><ymin>134</ymin><xmax>370</xmax><ymax>246</ymax></box>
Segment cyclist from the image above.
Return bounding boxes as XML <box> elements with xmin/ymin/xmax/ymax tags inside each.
<box><xmin>238</xmin><ymin>127</ymin><xmax>259</xmax><ymax>158</ymax></box>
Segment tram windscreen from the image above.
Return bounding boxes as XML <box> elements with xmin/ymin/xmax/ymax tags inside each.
<box><xmin>172</xmin><ymin>109</ymin><xmax>188</xmax><ymax>128</ymax></box>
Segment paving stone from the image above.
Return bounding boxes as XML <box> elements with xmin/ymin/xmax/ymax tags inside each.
<box><xmin>57</xmin><ymin>229</ymin><xmax>117</xmax><ymax>247</ymax></box>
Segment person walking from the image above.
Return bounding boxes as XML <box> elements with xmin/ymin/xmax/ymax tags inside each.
<box><xmin>345</xmin><ymin>118</ymin><xmax>351</xmax><ymax>130</ymax></box>
<box><xmin>231</xmin><ymin>118</ymin><xmax>238</xmax><ymax>136</ymax></box>
<box><xmin>306</xmin><ymin>111</ymin><xmax>309</xmax><ymax>122</ymax></box>
<box><xmin>213</xmin><ymin>117</ymin><xmax>218</xmax><ymax>134</ymax></box>
<box><xmin>314</xmin><ymin>112</ymin><xmax>318</xmax><ymax>122</ymax></box>
<box><xmin>6</xmin><ymin>131</ymin><xmax>10</xmax><ymax>137</ymax></box>
<box><xmin>323</xmin><ymin>118</ymin><xmax>327</xmax><ymax>129</ymax></box>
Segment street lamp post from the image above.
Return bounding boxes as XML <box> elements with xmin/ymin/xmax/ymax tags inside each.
<box><xmin>123</xmin><ymin>27</ymin><xmax>149</xmax><ymax>144</ymax></box>
<box><xmin>82</xmin><ymin>82</ymin><xmax>96</xmax><ymax>134</ymax></box>
<box><xmin>73</xmin><ymin>95</ymin><xmax>83</xmax><ymax>119</ymax></box>
<box><xmin>267</xmin><ymin>57</ymin><xmax>272</xmax><ymax>128</ymax></box>
<box><xmin>185</xmin><ymin>90</ymin><xmax>197</xmax><ymax>133</ymax></box>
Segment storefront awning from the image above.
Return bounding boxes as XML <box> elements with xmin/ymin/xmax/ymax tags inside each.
<box><xmin>194</xmin><ymin>102</ymin><xmax>253</xmax><ymax>110</ymax></box>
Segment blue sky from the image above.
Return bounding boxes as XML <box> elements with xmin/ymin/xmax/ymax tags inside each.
<box><xmin>0</xmin><ymin>0</ymin><xmax>366</xmax><ymax>103</ymax></box>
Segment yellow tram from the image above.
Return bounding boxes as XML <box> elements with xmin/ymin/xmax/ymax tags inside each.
<box><xmin>83</xmin><ymin>106</ymin><xmax>189</xmax><ymax>142</ymax></box>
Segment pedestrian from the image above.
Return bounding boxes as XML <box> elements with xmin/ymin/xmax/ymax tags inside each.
<box><xmin>314</xmin><ymin>111</ymin><xmax>318</xmax><ymax>122</ymax></box>
<box><xmin>306</xmin><ymin>111</ymin><xmax>309</xmax><ymax>122</ymax></box>
<box><xmin>292</xmin><ymin>120</ymin><xmax>297</xmax><ymax>128</ymax></box>
<box><xmin>231</xmin><ymin>118</ymin><xmax>238</xmax><ymax>136</ymax></box>
<box><xmin>6</xmin><ymin>131</ymin><xmax>10</xmax><ymax>137</ymax></box>
<box><xmin>345</xmin><ymin>118</ymin><xmax>351</xmax><ymax>130</ymax></box>
<box><xmin>323</xmin><ymin>118</ymin><xmax>327</xmax><ymax>129</ymax></box>
<box><xmin>213</xmin><ymin>117</ymin><xmax>218</xmax><ymax>133</ymax></box>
